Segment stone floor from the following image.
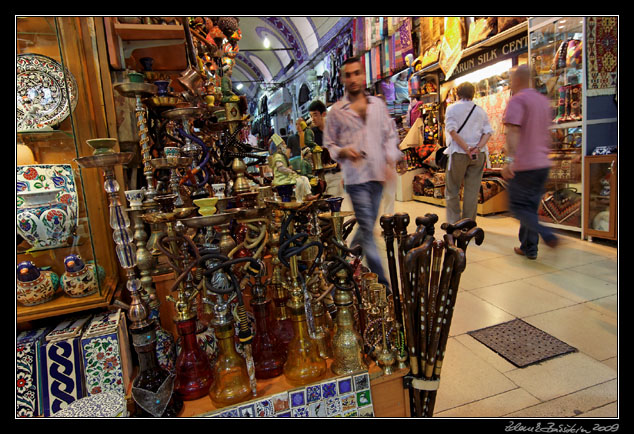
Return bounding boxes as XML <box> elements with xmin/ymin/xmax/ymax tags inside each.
<box><xmin>342</xmin><ymin>195</ymin><xmax>618</xmax><ymax>418</ymax></box>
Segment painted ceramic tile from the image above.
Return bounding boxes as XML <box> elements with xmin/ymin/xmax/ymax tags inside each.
<box><xmin>51</xmin><ymin>390</ymin><xmax>126</xmax><ymax>417</ymax></box>
<box><xmin>356</xmin><ymin>389</ymin><xmax>372</xmax><ymax>408</ymax></box>
<box><xmin>219</xmin><ymin>408</ymin><xmax>240</xmax><ymax>417</ymax></box>
<box><xmin>358</xmin><ymin>405</ymin><xmax>374</xmax><ymax>417</ymax></box>
<box><xmin>39</xmin><ymin>337</ymin><xmax>85</xmax><ymax>416</ymax></box>
<box><xmin>16</xmin><ymin>327</ymin><xmax>50</xmax><ymax>417</ymax></box>
<box><xmin>291</xmin><ymin>406</ymin><xmax>309</xmax><ymax>417</ymax></box>
<box><xmin>276</xmin><ymin>411</ymin><xmax>291</xmax><ymax>417</ymax></box>
<box><xmin>46</xmin><ymin>315</ymin><xmax>91</xmax><ymax>342</ymax></box>
<box><xmin>308</xmin><ymin>400</ymin><xmax>327</xmax><ymax>417</ymax></box>
<box><xmin>340</xmin><ymin>392</ymin><xmax>357</xmax><ymax>412</ymax></box>
<box><xmin>82</xmin><ymin>310</ymin><xmax>119</xmax><ymax>337</ymax></box>
<box><xmin>81</xmin><ymin>334</ymin><xmax>124</xmax><ymax>396</ymax></box>
<box><xmin>306</xmin><ymin>384</ymin><xmax>322</xmax><ymax>404</ymax></box>
<box><xmin>343</xmin><ymin>409</ymin><xmax>358</xmax><ymax>417</ymax></box>
<box><xmin>255</xmin><ymin>398</ymin><xmax>275</xmax><ymax>417</ymax></box>
<box><xmin>337</xmin><ymin>376</ymin><xmax>353</xmax><ymax>395</ymax></box>
<box><xmin>321</xmin><ymin>380</ymin><xmax>337</xmax><ymax>399</ymax></box>
<box><xmin>238</xmin><ymin>403</ymin><xmax>255</xmax><ymax>417</ymax></box>
<box><xmin>289</xmin><ymin>389</ymin><xmax>306</xmax><ymax>407</ymax></box>
<box><xmin>353</xmin><ymin>372</ymin><xmax>370</xmax><ymax>391</ymax></box>
<box><xmin>325</xmin><ymin>396</ymin><xmax>342</xmax><ymax>416</ymax></box>
<box><xmin>271</xmin><ymin>392</ymin><xmax>289</xmax><ymax>413</ymax></box>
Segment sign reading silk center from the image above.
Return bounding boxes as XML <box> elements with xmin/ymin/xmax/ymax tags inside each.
<box><xmin>451</xmin><ymin>33</ymin><xmax>529</xmax><ymax>79</ymax></box>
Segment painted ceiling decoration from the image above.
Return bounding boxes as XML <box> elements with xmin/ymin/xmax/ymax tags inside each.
<box><xmin>229</xmin><ymin>16</ymin><xmax>353</xmax><ymax>97</ymax></box>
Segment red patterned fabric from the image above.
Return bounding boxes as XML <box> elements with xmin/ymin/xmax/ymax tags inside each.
<box><xmin>586</xmin><ymin>16</ymin><xmax>618</xmax><ymax>96</ymax></box>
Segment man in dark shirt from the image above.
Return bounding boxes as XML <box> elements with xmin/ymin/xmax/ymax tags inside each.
<box><xmin>308</xmin><ymin>100</ymin><xmax>343</xmax><ymax>196</ymax></box>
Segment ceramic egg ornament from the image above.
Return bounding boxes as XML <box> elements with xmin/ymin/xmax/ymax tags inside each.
<box><xmin>60</xmin><ymin>254</ymin><xmax>105</xmax><ymax>298</ymax></box>
<box><xmin>16</xmin><ymin>261</ymin><xmax>59</xmax><ymax>306</ymax></box>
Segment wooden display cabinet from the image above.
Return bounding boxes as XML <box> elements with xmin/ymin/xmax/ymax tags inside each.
<box><xmin>584</xmin><ymin>154</ymin><xmax>617</xmax><ymax>241</ymax></box>
<box><xmin>17</xmin><ymin>17</ymin><xmax>125</xmax><ymax>324</ymax></box>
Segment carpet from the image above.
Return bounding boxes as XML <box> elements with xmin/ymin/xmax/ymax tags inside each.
<box><xmin>586</xmin><ymin>16</ymin><xmax>618</xmax><ymax>96</ymax></box>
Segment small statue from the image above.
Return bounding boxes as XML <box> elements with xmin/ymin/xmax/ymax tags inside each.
<box><xmin>60</xmin><ymin>254</ymin><xmax>106</xmax><ymax>298</ymax></box>
<box><xmin>221</xmin><ymin>63</ymin><xmax>240</xmax><ymax>104</ymax></box>
<box><xmin>17</xmin><ymin>261</ymin><xmax>59</xmax><ymax>306</ymax></box>
<box><xmin>269</xmin><ymin>138</ymin><xmax>315</xmax><ymax>202</ymax></box>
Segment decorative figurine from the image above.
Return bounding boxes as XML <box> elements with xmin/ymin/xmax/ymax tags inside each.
<box><xmin>16</xmin><ymin>261</ymin><xmax>59</xmax><ymax>306</ymax></box>
<box><xmin>60</xmin><ymin>254</ymin><xmax>105</xmax><ymax>298</ymax></box>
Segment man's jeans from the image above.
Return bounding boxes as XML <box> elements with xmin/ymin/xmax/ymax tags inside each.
<box><xmin>345</xmin><ymin>181</ymin><xmax>389</xmax><ymax>287</ymax></box>
<box><xmin>507</xmin><ymin>167</ymin><xmax>556</xmax><ymax>257</ymax></box>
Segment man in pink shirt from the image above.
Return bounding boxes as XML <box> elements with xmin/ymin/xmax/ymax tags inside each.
<box><xmin>503</xmin><ymin>64</ymin><xmax>558</xmax><ymax>259</ymax></box>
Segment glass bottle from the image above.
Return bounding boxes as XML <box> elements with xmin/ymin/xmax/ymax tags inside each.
<box><xmin>208</xmin><ymin>301</ymin><xmax>252</xmax><ymax>408</ymax></box>
<box><xmin>131</xmin><ymin>323</ymin><xmax>183</xmax><ymax>417</ymax></box>
<box><xmin>250</xmin><ymin>281</ymin><xmax>286</xmax><ymax>379</ymax></box>
<box><xmin>173</xmin><ymin>317</ymin><xmax>213</xmax><ymax>401</ymax></box>
<box><xmin>283</xmin><ymin>294</ymin><xmax>327</xmax><ymax>386</ymax></box>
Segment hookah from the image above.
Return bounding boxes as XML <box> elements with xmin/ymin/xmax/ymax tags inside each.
<box><xmin>113</xmin><ymin>79</ymin><xmax>167</xmax><ymax>263</ymax></box>
<box><xmin>125</xmin><ymin>188</ymin><xmax>177</xmax><ymax>373</ymax></box>
<box><xmin>266</xmin><ymin>193</ymin><xmax>326</xmax><ymax>386</ymax></box>
<box><xmin>248</xmin><ymin>261</ymin><xmax>287</xmax><ymax>379</ymax></box>
<box><xmin>75</xmin><ymin>140</ymin><xmax>182</xmax><ymax>417</ymax></box>
<box><xmin>370</xmin><ymin>283</ymin><xmax>396</xmax><ymax>376</ymax></box>
<box><xmin>142</xmin><ymin>193</ymin><xmax>213</xmax><ymax>401</ymax></box>
<box><xmin>196</xmin><ymin>252</ymin><xmax>261</xmax><ymax>406</ymax></box>
<box><xmin>263</xmin><ymin>204</ymin><xmax>294</xmax><ymax>353</ymax></box>
<box><xmin>319</xmin><ymin>196</ymin><xmax>368</xmax><ymax>375</ymax></box>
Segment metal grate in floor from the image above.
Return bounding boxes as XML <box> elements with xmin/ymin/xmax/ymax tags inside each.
<box><xmin>467</xmin><ymin>319</ymin><xmax>577</xmax><ymax>368</ymax></box>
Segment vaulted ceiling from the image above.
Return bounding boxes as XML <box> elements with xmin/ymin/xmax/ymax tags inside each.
<box><xmin>231</xmin><ymin>17</ymin><xmax>352</xmax><ymax>97</ymax></box>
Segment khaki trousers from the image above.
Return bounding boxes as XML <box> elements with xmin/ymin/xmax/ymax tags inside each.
<box><xmin>445</xmin><ymin>152</ymin><xmax>485</xmax><ymax>224</ymax></box>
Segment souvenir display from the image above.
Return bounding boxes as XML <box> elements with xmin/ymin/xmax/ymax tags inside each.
<box><xmin>16</xmin><ymin>53</ymin><xmax>78</xmax><ymax>131</ymax></box>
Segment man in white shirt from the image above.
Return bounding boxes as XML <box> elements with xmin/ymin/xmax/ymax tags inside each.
<box><xmin>443</xmin><ymin>82</ymin><xmax>493</xmax><ymax>224</ymax></box>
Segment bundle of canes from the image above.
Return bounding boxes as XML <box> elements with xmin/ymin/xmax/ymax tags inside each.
<box><xmin>418</xmin><ymin>218</ymin><xmax>484</xmax><ymax>417</ymax></box>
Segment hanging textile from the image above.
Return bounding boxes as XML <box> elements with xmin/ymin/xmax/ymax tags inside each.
<box><xmin>473</xmin><ymin>89</ymin><xmax>511</xmax><ymax>165</ymax></box>
<box><xmin>399</xmin><ymin>18</ymin><xmax>414</xmax><ymax>60</ymax></box>
<box><xmin>438</xmin><ymin>17</ymin><xmax>465</xmax><ymax>80</ymax></box>
<box><xmin>586</xmin><ymin>16</ymin><xmax>618</xmax><ymax>96</ymax></box>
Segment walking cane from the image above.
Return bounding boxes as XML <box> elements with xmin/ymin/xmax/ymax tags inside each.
<box><xmin>379</xmin><ymin>214</ymin><xmax>407</xmax><ymax>369</ymax></box>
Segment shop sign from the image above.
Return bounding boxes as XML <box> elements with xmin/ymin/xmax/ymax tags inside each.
<box><xmin>451</xmin><ymin>33</ymin><xmax>529</xmax><ymax>79</ymax></box>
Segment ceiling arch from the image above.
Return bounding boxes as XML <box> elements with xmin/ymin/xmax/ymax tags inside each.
<box><xmin>232</xmin><ymin>16</ymin><xmax>352</xmax><ymax>96</ymax></box>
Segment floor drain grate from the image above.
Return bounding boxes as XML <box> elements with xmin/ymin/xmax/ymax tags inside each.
<box><xmin>467</xmin><ymin>319</ymin><xmax>577</xmax><ymax>368</ymax></box>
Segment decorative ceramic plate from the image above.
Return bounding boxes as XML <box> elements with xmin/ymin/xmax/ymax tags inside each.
<box><xmin>17</xmin><ymin>53</ymin><xmax>78</xmax><ymax>131</ymax></box>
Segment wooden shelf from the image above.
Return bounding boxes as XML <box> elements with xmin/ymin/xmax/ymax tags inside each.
<box><xmin>17</xmin><ymin>277</ymin><xmax>117</xmax><ymax>323</ymax></box>
<box><xmin>113</xmin><ymin>23</ymin><xmax>184</xmax><ymax>41</ymax></box>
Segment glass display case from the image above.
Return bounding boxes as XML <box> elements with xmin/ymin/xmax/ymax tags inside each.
<box><xmin>17</xmin><ymin>17</ymin><xmax>120</xmax><ymax>323</ymax></box>
<box><xmin>584</xmin><ymin>155</ymin><xmax>617</xmax><ymax>240</ymax></box>
<box><xmin>529</xmin><ymin>17</ymin><xmax>585</xmax><ymax>232</ymax></box>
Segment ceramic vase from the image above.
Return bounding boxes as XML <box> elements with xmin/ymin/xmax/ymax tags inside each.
<box><xmin>60</xmin><ymin>254</ymin><xmax>105</xmax><ymax>298</ymax></box>
<box><xmin>16</xmin><ymin>261</ymin><xmax>59</xmax><ymax>306</ymax></box>
<box><xmin>17</xmin><ymin>189</ymin><xmax>73</xmax><ymax>250</ymax></box>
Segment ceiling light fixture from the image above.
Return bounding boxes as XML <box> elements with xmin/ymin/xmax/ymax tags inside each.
<box><xmin>236</xmin><ymin>83</ymin><xmax>244</xmax><ymax>90</ymax></box>
<box><xmin>263</xmin><ymin>37</ymin><xmax>271</xmax><ymax>49</ymax></box>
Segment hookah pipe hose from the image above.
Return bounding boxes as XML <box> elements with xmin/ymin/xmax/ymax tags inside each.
<box><xmin>175</xmin><ymin>127</ymin><xmax>211</xmax><ymax>188</ymax></box>
<box><xmin>156</xmin><ymin>231</ymin><xmax>202</xmax><ymax>295</ymax></box>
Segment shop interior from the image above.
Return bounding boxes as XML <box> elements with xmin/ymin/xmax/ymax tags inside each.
<box><xmin>16</xmin><ymin>16</ymin><xmax>617</xmax><ymax>419</ymax></box>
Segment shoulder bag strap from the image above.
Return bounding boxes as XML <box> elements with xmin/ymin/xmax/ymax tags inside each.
<box><xmin>457</xmin><ymin>104</ymin><xmax>477</xmax><ymax>134</ymax></box>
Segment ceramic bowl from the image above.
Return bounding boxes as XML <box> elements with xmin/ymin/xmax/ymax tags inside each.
<box><xmin>193</xmin><ymin>197</ymin><xmax>219</xmax><ymax>216</ymax></box>
<box><xmin>125</xmin><ymin>189</ymin><xmax>146</xmax><ymax>208</ymax></box>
